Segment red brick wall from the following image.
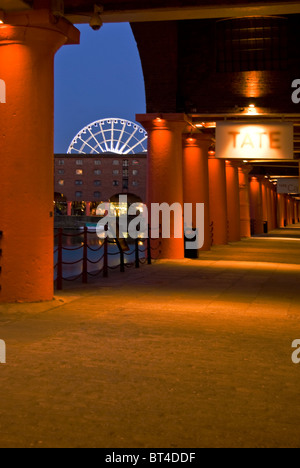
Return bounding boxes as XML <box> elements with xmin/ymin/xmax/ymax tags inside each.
<box><xmin>131</xmin><ymin>15</ymin><xmax>300</xmax><ymax>114</ymax></box>
<box><xmin>54</xmin><ymin>154</ymin><xmax>147</xmax><ymax>203</ymax></box>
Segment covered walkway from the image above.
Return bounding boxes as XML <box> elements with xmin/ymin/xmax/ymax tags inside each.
<box><xmin>0</xmin><ymin>226</ymin><xmax>299</xmax><ymax>448</ymax></box>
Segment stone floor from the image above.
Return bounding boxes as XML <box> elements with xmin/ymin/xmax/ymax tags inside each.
<box><xmin>0</xmin><ymin>226</ymin><xmax>299</xmax><ymax>448</ymax></box>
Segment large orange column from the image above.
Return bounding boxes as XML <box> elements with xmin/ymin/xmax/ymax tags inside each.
<box><xmin>225</xmin><ymin>161</ymin><xmax>241</xmax><ymax>242</ymax></box>
<box><xmin>249</xmin><ymin>177</ymin><xmax>264</xmax><ymax>235</ymax></box>
<box><xmin>261</xmin><ymin>181</ymin><xmax>268</xmax><ymax>233</ymax></box>
<box><xmin>267</xmin><ymin>182</ymin><xmax>276</xmax><ymax>231</ymax></box>
<box><xmin>136</xmin><ymin>114</ymin><xmax>188</xmax><ymax>259</ymax></box>
<box><xmin>0</xmin><ymin>11</ymin><xmax>79</xmax><ymax>302</ymax></box>
<box><xmin>208</xmin><ymin>157</ymin><xmax>228</xmax><ymax>245</ymax></box>
<box><xmin>277</xmin><ymin>193</ymin><xmax>286</xmax><ymax>228</ymax></box>
<box><xmin>238</xmin><ymin>165</ymin><xmax>252</xmax><ymax>238</ymax></box>
<box><xmin>182</xmin><ymin>134</ymin><xmax>211</xmax><ymax>252</ymax></box>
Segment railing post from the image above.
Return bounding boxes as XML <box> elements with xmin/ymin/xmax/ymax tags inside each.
<box><xmin>135</xmin><ymin>238</ymin><xmax>140</xmax><ymax>269</ymax></box>
<box><xmin>103</xmin><ymin>237</ymin><xmax>108</xmax><ymax>278</ymax></box>
<box><xmin>57</xmin><ymin>228</ymin><xmax>63</xmax><ymax>291</ymax></box>
<box><xmin>82</xmin><ymin>226</ymin><xmax>88</xmax><ymax>284</ymax></box>
<box><xmin>147</xmin><ymin>228</ymin><xmax>152</xmax><ymax>265</ymax></box>
<box><xmin>120</xmin><ymin>248</ymin><xmax>125</xmax><ymax>273</ymax></box>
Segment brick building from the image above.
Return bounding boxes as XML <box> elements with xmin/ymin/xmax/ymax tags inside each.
<box><xmin>54</xmin><ymin>153</ymin><xmax>147</xmax><ymax>215</ymax></box>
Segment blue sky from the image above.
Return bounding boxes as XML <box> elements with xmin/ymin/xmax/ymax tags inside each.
<box><xmin>54</xmin><ymin>23</ymin><xmax>146</xmax><ymax>153</ymax></box>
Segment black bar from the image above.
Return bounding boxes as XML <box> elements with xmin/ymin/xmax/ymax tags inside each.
<box><xmin>82</xmin><ymin>226</ymin><xmax>88</xmax><ymax>284</ymax></box>
<box><xmin>57</xmin><ymin>228</ymin><xmax>63</xmax><ymax>291</ymax></box>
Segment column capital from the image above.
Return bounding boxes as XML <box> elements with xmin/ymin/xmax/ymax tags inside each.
<box><xmin>182</xmin><ymin>132</ymin><xmax>212</xmax><ymax>148</ymax></box>
<box><xmin>225</xmin><ymin>160</ymin><xmax>241</xmax><ymax>169</ymax></box>
<box><xmin>238</xmin><ymin>165</ymin><xmax>253</xmax><ymax>176</ymax></box>
<box><xmin>0</xmin><ymin>9</ymin><xmax>79</xmax><ymax>48</ymax></box>
<box><xmin>136</xmin><ymin>113</ymin><xmax>189</xmax><ymax>132</ymax></box>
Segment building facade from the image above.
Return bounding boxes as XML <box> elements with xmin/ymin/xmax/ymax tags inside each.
<box><xmin>54</xmin><ymin>153</ymin><xmax>147</xmax><ymax>215</ymax></box>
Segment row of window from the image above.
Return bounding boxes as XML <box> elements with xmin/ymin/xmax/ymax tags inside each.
<box><xmin>75</xmin><ymin>191</ymin><xmax>102</xmax><ymax>199</ymax></box>
<box><xmin>57</xmin><ymin>169</ymin><xmax>139</xmax><ymax>176</ymax></box>
<box><xmin>58</xmin><ymin>180</ymin><xmax>139</xmax><ymax>187</ymax></box>
<box><xmin>58</xmin><ymin>159</ymin><xmax>140</xmax><ymax>166</ymax></box>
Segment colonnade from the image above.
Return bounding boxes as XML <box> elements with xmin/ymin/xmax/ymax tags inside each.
<box><xmin>137</xmin><ymin>114</ymin><xmax>299</xmax><ymax>260</ymax></box>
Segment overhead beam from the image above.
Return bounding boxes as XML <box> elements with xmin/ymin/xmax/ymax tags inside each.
<box><xmin>65</xmin><ymin>2</ymin><xmax>300</xmax><ymax>24</ymax></box>
<box><xmin>0</xmin><ymin>0</ymin><xmax>31</xmax><ymax>11</ymax></box>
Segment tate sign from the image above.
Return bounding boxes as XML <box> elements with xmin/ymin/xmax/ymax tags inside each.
<box><xmin>216</xmin><ymin>122</ymin><xmax>294</xmax><ymax>160</ymax></box>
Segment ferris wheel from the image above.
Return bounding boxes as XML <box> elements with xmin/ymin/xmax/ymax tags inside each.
<box><xmin>67</xmin><ymin>118</ymin><xmax>148</xmax><ymax>155</ymax></box>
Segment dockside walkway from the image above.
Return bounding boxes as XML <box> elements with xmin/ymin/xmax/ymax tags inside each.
<box><xmin>0</xmin><ymin>225</ymin><xmax>300</xmax><ymax>448</ymax></box>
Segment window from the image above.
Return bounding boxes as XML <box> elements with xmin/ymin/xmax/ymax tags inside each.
<box><xmin>123</xmin><ymin>179</ymin><xmax>129</xmax><ymax>190</ymax></box>
<box><xmin>75</xmin><ymin>191</ymin><xmax>83</xmax><ymax>198</ymax></box>
<box><xmin>123</xmin><ymin>169</ymin><xmax>129</xmax><ymax>177</ymax></box>
<box><xmin>58</xmin><ymin>160</ymin><xmax>64</xmax><ymax>165</ymax></box>
<box><xmin>94</xmin><ymin>180</ymin><xmax>101</xmax><ymax>186</ymax></box>
<box><xmin>123</xmin><ymin>159</ymin><xmax>129</xmax><ymax>167</ymax></box>
<box><xmin>75</xmin><ymin>180</ymin><xmax>83</xmax><ymax>185</ymax></box>
<box><xmin>94</xmin><ymin>160</ymin><xmax>101</xmax><ymax>165</ymax></box>
<box><xmin>132</xmin><ymin>160</ymin><xmax>139</xmax><ymax>165</ymax></box>
<box><xmin>113</xmin><ymin>160</ymin><xmax>119</xmax><ymax>166</ymax></box>
<box><xmin>58</xmin><ymin>180</ymin><xmax>64</xmax><ymax>186</ymax></box>
<box><xmin>76</xmin><ymin>169</ymin><xmax>83</xmax><ymax>175</ymax></box>
<box><xmin>94</xmin><ymin>169</ymin><xmax>102</xmax><ymax>175</ymax></box>
<box><xmin>58</xmin><ymin>169</ymin><xmax>65</xmax><ymax>175</ymax></box>
<box><xmin>76</xmin><ymin>160</ymin><xmax>83</xmax><ymax>165</ymax></box>
<box><xmin>112</xmin><ymin>170</ymin><xmax>119</xmax><ymax>175</ymax></box>
<box><xmin>132</xmin><ymin>169</ymin><xmax>138</xmax><ymax>176</ymax></box>
<box><xmin>132</xmin><ymin>181</ymin><xmax>139</xmax><ymax>187</ymax></box>
<box><xmin>113</xmin><ymin>180</ymin><xmax>119</xmax><ymax>187</ymax></box>
<box><xmin>94</xmin><ymin>191</ymin><xmax>101</xmax><ymax>199</ymax></box>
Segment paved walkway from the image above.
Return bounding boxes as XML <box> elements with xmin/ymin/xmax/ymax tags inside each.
<box><xmin>0</xmin><ymin>226</ymin><xmax>300</xmax><ymax>448</ymax></box>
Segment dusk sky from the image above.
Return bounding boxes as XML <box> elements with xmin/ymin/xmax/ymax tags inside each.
<box><xmin>54</xmin><ymin>23</ymin><xmax>146</xmax><ymax>153</ymax></box>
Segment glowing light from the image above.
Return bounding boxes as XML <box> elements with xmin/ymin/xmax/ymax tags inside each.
<box><xmin>202</xmin><ymin>122</ymin><xmax>217</xmax><ymax>129</ymax></box>
<box><xmin>0</xmin><ymin>11</ymin><xmax>4</xmax><ymax>24</ymax></box>
<box><xmin>186</xmin><ymin>136</ymin><xmax>196</xmax><ymax>144</ymax></box>
<box><xmin>208</xmin><ymin>144</ymin><xmax>216</xmax><ymax>156</ymax></box>
<box><xmin>247</xmin><ymin>104</ymin><xmax>258</xmax><ymax>115</ymax></box>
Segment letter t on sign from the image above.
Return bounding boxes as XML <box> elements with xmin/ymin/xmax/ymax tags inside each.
<box><xmin>228</xmin><ymin>132</ymin><xmax>240</xmax><ymax>148</ymax></box>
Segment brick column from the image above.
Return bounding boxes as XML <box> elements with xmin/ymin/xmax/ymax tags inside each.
<box><xmin>238</xmin><ymin>165</ymin><xmax>252</xmax><ymax>238</ymax></box>
<box><xmin>208</xmin><ymin>157</ymin><xmax>228</xmax><ymax>245</ymax></box>
<box><xmin>226</xmin><ymin>161</ymin><xmax>241</xmax><ymax>242</ymax></box>
<box><xmin>136</xmin><ymin>114</ymin><xmax>188</xmax><ymax>259</ymax></box>
<box><xmin>249</xmin><ymin>177</ymin><xmax>264</xmax><ymax>235</ymax></box>
<box><xmin>0</xmin><ymin>10</ymin><xmax>79</xmax><ymax>302</ymax></box>
<box><xmin>182</xmin><ymin>134</ymin><xmax>211</xmax><ymax>252</ymax></box>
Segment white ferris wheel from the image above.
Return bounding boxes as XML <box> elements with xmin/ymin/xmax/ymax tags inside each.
<box><xmin>67</xmin><ymin>118</ymin><xmax>148</xmax><ymax>155</ymax></box>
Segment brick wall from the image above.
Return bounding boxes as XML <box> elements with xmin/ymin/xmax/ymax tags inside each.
<box><xmin>54</xmin><ymin>153</ymin><xmax>147</xmax><ymax>203</ymax></box>
<box><xmin>131</xmin><ymin>15</ymin><xmax>300</xmax><ymax>114</ymax></box>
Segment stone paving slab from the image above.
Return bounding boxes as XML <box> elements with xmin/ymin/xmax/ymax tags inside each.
<box><xmin>0</xmin><ymin>227</ymin><xmax>299</xmax><ymax>448</ymax></box>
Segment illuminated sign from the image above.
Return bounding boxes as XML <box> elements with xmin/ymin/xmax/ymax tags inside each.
<box><xmin>0</xmin><ymin>79</ymin><xmax>6</xmax><ymax>103</ymax></box>
<box><xmin>216</xmin><ymin>122</ymin><xmax>294</xmax><ymax>160</ymax></box>
<box><xmin>277</xmin><ymin>178</ymin><xmax>300</xmax><ymax>194</ymax></box>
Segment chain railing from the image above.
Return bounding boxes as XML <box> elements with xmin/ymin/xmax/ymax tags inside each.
<box><xmin>54</xmin><ymin>227</ymin><xmax>162</xmax><ymax>291</ymax></box>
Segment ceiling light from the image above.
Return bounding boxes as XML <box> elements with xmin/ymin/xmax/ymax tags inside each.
<box><xmin>247</xmin><ymin>104</ymin><xmax>258</xmax><ymax>115</ymax></box>
<box><xmin>208</xmin><ymin>144</ymin><xmax>216</xmax><ymax>156</ymax></box>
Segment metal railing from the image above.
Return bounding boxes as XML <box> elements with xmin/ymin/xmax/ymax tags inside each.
<box><xmin>54</xmin><ymin>227</ymin><xmax>161</xmax><ymax>290</ymax></box>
